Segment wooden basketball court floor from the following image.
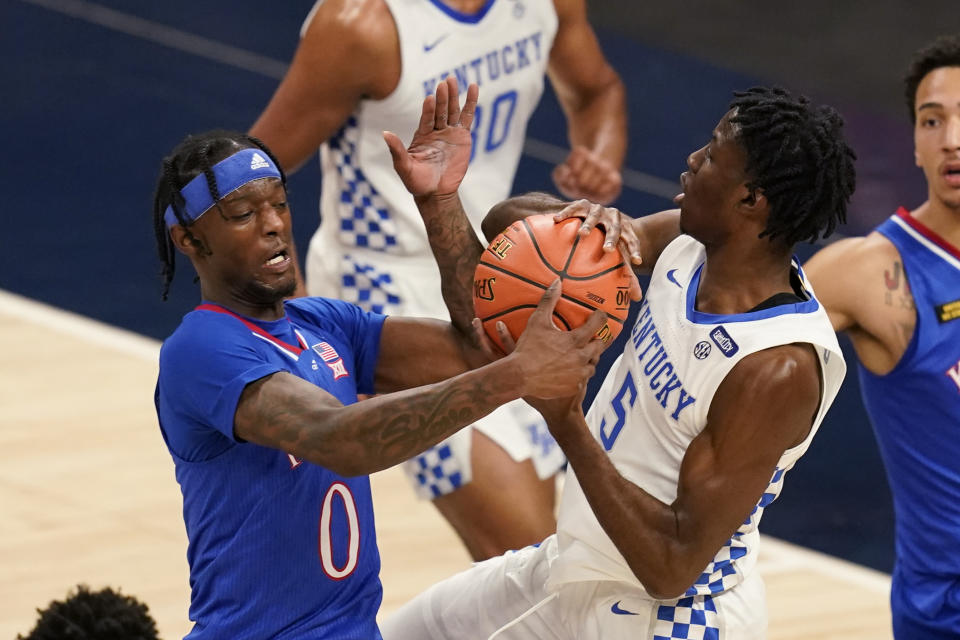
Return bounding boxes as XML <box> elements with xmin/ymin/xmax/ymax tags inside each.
<box><xmin>0</xmin><ymin>290</ymin><xmax>893</xmax><ymax>639</ymax></box>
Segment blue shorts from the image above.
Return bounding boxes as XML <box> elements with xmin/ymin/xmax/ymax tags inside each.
<box><xmin>891</xmin><ymin>566</ymin><xmax>960</xmax><ymax>639</ymax></box>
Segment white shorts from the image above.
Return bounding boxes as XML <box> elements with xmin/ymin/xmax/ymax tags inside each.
<box><xmin>401</xmin><ymin>400</ymin><xmax>566</xmax><ymax>499</ymax></box>
<box><xmin>380</xmin><ymin>535</ymin><xmax>768</xmax><ymax>640</ymax></box>
<box><xmin>306</xmin><ymin>242</ymin><xmax>567</xmax><ymax>499</ymax></box>
<box><xmin>306</xmin><ymin>239</ymin><xmax>449</xmax><ymax>317</ymax></box>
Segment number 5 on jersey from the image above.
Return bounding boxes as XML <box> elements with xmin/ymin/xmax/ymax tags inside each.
<box><xmin>600</xmin><ymin>374</ymin><xmax>637</xmax><ymax>451</ymax></box>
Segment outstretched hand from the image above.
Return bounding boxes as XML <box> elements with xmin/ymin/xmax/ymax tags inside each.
<box><xmin>384</xmin><ymin>77</ymin><xmax>479</xmax><ymax>199</ymax></box>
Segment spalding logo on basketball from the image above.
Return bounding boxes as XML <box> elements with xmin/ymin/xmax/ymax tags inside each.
<box><xmin>474</xmin><ymin>213</ymin><xmax>633</xmax><ymax>352</ymax></box>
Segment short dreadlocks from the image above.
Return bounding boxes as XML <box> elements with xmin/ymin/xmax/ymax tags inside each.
<box><xmin>729</xmin><ymin>86</ymin><xmax>857</xmax><ymax>247</ymax></box>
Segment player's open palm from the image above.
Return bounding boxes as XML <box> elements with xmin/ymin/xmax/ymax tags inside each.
<box><xmin>384</xmin><ymin>77</ymin><xmax>478</xmax><ymax>199</ymax></box>
<box><xmin>507</xmin><ymin>280</ymin><xmax>608</xmax><ymax>399</ymax></box>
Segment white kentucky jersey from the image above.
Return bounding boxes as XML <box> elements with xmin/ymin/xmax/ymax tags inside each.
<box><xmin>304</xmin><ymin>0</ymin><xmax>559</xmax><ymax>316</ymax></box>
<box><xmin>548</xmin><ymin>234</ymin><xmax>847</xmax><ymax>598</ymax></box>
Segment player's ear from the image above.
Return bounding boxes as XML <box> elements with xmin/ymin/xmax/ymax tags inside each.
<box><xmin>740</xmin><ymin>186</ymin><xmax>766</xmax><ymax>213</ymax></box>
<box><xmin>736</xmin><ymin>184</ymin><xmax>768</xmax><ymax>233</ymax></box>
<box><xmin>170</xmin><ymin>225</ymin><xmax>209</xmax><ymax>257</ymax></box>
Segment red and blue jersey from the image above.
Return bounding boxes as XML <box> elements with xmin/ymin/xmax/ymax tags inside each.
<box><xmin>859</xmin><ymin>209</ymin><xmax>960</xmax><ymax>632</ymax></box>
<box><xmin>155</xmin><ymin>297</ymin><xmax>386</xmax><ymax>639</ymax></box>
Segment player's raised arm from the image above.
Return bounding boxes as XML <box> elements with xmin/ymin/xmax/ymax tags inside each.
<box><xmin>384</xmin><ymin>78</ymin><xmax>484</xmax><ymax>346</ymax></box>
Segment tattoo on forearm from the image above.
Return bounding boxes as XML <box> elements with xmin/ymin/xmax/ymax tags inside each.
<box><xmin>422</xmin><ymin>200</ymin><xmax>484</xmax><ymax>342</ymax></box>
<box><xmin>337</xmin><ymin>375</ymin><xmax>504</xmax><ymax>469</ymax></box>
<box><xmin>253</xmin><ymin>371</ymin><xmax>507</xmax><ymax>471</ymax></box>
<box><xmin>371</xmin><ymin>385</ymin><xmax>478</xmax><ymax>461</ymax></box>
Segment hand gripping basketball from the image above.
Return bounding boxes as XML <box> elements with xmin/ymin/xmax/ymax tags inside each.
<box><xmin>473</xmin><ymin>212</ymin><xmax>635</xmax><ymax>352</ymax></box>
<box><xmin>507</xmin><ymin>280</ymin><xmax>608</xmax><ymax>399</ymax></box>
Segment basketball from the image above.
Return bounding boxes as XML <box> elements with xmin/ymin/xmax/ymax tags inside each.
<box><xmin>473</xmin><ymin>213</ymin><xmax>633</xmax><ymax>352</ymax></box>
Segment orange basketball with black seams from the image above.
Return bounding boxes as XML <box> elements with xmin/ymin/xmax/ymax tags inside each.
<box><xmin>473</xmin><ymin>212</ymin><xmax>633</xmax><ymax>352</ymax></box>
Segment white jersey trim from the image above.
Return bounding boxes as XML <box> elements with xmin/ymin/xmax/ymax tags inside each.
<box><xmin>890</xmin><ymin>214</ymin><xmax>960</xmax><ymax>272</ymax></box>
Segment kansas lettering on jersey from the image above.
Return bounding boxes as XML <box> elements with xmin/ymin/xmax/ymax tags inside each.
<box><xmin>857</xmin><ymin>209</ymin><xmax>960</xmax><ymax>628</ymax></box>
<box><xmin>304</xmin><ymin>0</ymin><xmax>559</xmax><ymax>318</ymax></box>
<box><xmin>548</xmin><ymin>235</ymin><xmax>846</xmax><ymax>600</ymax></box>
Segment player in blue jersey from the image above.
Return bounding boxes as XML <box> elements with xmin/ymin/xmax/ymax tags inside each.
<box><xmin>382</xmin><ymin>85</ymin><xmax>856</xmax><ymax>638</ymax></box>
<box><xmin>249</xmin><ymin>0</ymin><xmax>627</xmax><ymax>561</ymax></box>
<box><xmin>150</xmin><ymin>80</ymin><xmax>609</xmax><ymax>639</ymax></box>
<box><xmin>805</xmin><ymin>35</ymin><xmax>960</xmax><ymax>639</ymax></box>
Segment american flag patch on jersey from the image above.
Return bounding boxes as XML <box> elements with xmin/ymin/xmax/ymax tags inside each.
<box><xmin>312</xmin><ymin>342</ymin><xmax>340</xmax><ymax>362</ymax></box>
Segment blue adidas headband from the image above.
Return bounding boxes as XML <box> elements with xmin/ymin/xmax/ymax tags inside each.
<box><xmin>164</xmin><ymin>148</ymin><xmax>282</xmax><ymax>227</ymax></box>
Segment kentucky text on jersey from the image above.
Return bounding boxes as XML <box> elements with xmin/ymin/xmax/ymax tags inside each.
<box><xmin>421</xmin><ymin>31</ymin><xmax>545</xmax><ymax>96</ymax></box>
<box><xmin>630</xmin><ymin>302</ymin><xmax>697</xmax><ymax>420</ymax></box>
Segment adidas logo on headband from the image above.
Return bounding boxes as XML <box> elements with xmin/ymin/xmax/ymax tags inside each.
<box><xmin>163</xmin><ymin>148</ymin><xmax>282</xmax><ymax>227</ymax></box>
<box><xmin>250</xmin><ymin>152</ymin><xmax>269</xmax><ymax>170</ymax></box>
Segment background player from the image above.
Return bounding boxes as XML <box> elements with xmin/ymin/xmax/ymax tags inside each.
<box><xmin>17</xmin><ymin>585</ymin><xmax>160</xmax><ymax>640</ymax></box>
<box><xmin>152</xmin><ymin>81</ymin><xmax>607</xmax><ymax>638</ymax></box>
<box><xmin>804</xmin><ymin>35</ymin><xmax>960</xmax><ymax>639</ymax></box>
<box><xmin>249</xmin><ymin>0</ymin><xmax>627</xmax><ymax>559</ymax></box>
<box><xmin>381</xmin><ymin>85</ymin><xmax>855</xmax><ymax>638</ymax></box>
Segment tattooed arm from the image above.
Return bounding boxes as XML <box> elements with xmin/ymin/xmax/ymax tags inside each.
<box><xmin>382</xmin><ymin>77</ymin><xmax>483</xmax><ymax>342</ymax></box>
<box><xmin>804</xmin><ymin>231</ymin><xmax>916</xmax><ymax>374</ymax></box>
<box><xmin>237</xmin><ymin>359</ymin><xmax>523</xmax><ymax>475</ymax></box>
<box><xmin>415</xmin><ymin>190</ymin><xmax>483</xmax><ymax>340</ymax></box>
<box><xmin>234</xmin><ymin>284</ymin><xmax>607</xmax><ymax>476</ymax></box>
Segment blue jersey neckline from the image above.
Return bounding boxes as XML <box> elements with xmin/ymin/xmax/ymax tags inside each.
<box><xmin>426</xmin><ymin>0</ymin><xmax>497</xmax><ymax>23</ymax></box>
<box><xmin>684</xmin><ymin>260</ymin><xmax>820</xmax><ymax>324</ymax></box>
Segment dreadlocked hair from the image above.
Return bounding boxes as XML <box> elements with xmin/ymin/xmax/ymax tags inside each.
<box><xmin>729</xmin><ymin>86</ymin><xmax>856</xmax><ymax>247</ymax></box>
<box><xmin>904</xmin><ymin>35</ymin><xmax>960</xmax><ymax>125</ymax></box>
<box><xmin>17</xmin><ymin>584</ymin><xmax>160</xmax><ymax>640</ymax></box>
<box><xmin>151</xmin><ymin>129</ymin><xmax>286</xmax><ymax>300</ymax></box>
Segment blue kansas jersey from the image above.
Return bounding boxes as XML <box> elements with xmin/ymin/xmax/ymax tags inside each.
<box><xmin>155</xmin><ymin>297</ymin><xmax>386</xmax><ymax>639</ymax></box>
<box><xmin>859</xmin><ymin>209</ymin><xmax>960</xmax><ymax>633</ymax></box>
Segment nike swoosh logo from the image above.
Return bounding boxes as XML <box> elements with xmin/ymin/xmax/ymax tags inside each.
<box><xmin>611</xmin><ymin>601</ymin><xmax>638</xmax><ymax>615</ymax></box>
<box><xmin>423</xmin><ymin>34</ymin><xmax>449</xmax><ymax>52</ymax></box>
<box><xmin>666</xmin><ymin>269</ymin><xmax>683</xmax><ymax>289</ymax></box>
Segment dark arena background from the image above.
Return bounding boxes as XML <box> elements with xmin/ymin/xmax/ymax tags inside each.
<box><xmin>3</xmin><ymin>0</ymin><xmax>952</xmax><ymax>636</ymax></box>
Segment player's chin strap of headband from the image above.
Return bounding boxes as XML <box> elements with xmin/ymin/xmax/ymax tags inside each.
<box><xmin>164</xmin><ymin>148</ymin><xmax>282</xmax><ymax>227</ymax></box>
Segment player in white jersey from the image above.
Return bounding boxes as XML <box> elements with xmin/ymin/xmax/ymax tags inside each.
<box><xmin>250</xmin><ymin>0</ymin><xmax>626</xmax><ymax>559</ymax></box>
<box><xmin>381</xmin><ymin>86</ymin><xmax>857</xmax><ymax>639</ymax></box>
